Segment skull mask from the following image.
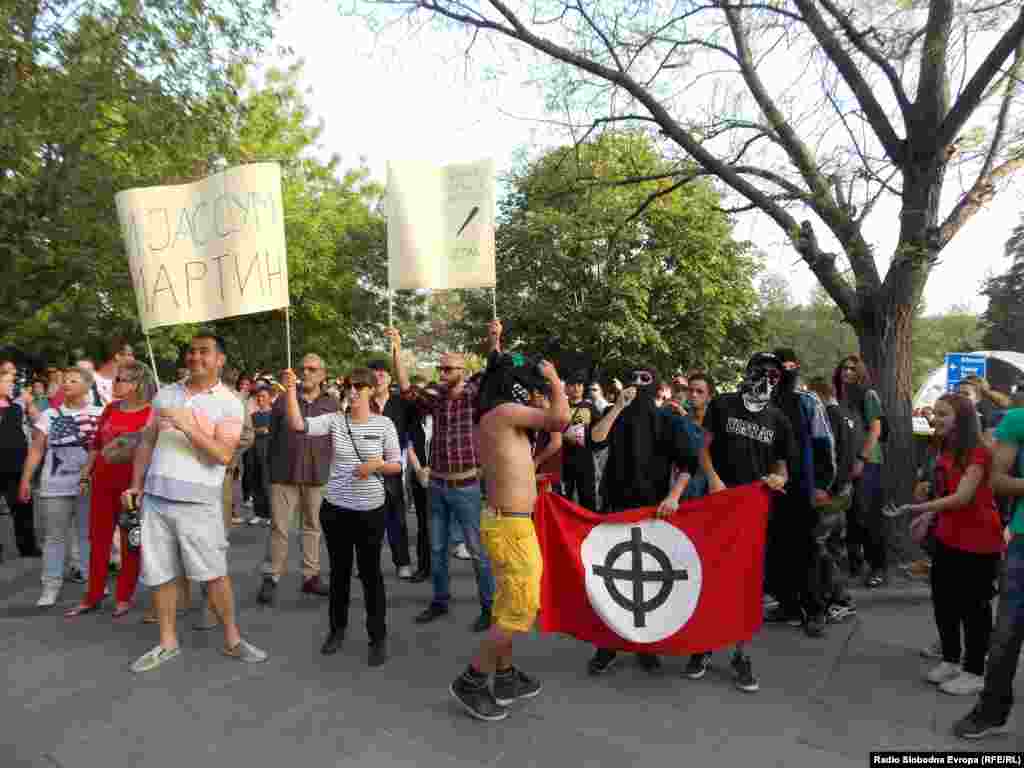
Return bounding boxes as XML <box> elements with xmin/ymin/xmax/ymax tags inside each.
<box><xmin>741</xmin><ymin>353</ymin><xmax>783</xmax><ymax>413</ymax></box>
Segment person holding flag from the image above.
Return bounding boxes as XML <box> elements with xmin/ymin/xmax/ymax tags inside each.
<box><xmin>448</xmin><ymin>345</ymin><xmax>570</xmax><ymax>721</ymax></box>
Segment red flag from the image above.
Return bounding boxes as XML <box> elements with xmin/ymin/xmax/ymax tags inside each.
<box><xmin>534</xmin><ymin>484</ymin><xmax>771</xmax><ymax>656</ymax></box>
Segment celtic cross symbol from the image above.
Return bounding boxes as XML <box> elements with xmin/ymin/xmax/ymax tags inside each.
<box><xmin>592</xmin><ymin>527</ymin><xmax>689</xmax><ymax>628</ymax></box>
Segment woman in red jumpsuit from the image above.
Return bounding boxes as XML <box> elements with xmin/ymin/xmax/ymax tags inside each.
<box><xmin>66</xmin><ymin>361</ymin><xmax>156</xmax><ymax>618</ymax></box>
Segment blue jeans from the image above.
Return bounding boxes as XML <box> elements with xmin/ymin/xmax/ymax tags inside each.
<box><xmin>980</xmin><ymin>537</ymin><xmax>1024</xmax><ymax>719</ymax></box>
<box><xmin>429</xmin><ymin>483</ymin><xmax>494</xmax><ymax>610</ymax></box>
<box><xmin>40</xmin><ymin>494</ymin><xmax>90</xmax><ymax>588</ymax></box>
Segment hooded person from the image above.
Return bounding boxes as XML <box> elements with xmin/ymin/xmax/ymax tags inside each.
<box><xmin>560</xmin><ymin>369</ymin><xmax>601</xmax><ymax>512</ymax></box>
<box><xmin>584</xmin><ymin>364</ymin><xmax>703</xmax><ymax>676</ymax></box>
<box><xmin>764</xmin><ymin>348</ymin><xmax>836</xmax><ymax>638</ymax></box>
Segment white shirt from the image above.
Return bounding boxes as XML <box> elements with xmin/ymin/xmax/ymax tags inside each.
<box><xmin>306</xmin><ymin>412</ymin><xmax>400</xmax><ymax>511</ymax></box>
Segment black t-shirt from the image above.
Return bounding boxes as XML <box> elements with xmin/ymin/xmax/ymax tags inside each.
<box><xmin>379</xmin><ymin>391</ymin><xmax>417</xmax><ymax>450</ymax></box>
<box><xmin>564</xmin><ymin>399</ymin><xmax>600</xmax><ymax>466</ymax></box>
<box><xmin>705</xmin><ymin>393</ymin><xmax>795</xmax><ymax>487</ymax></box>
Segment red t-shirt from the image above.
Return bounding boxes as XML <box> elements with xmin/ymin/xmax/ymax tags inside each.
<box><xmin>91</xmin><ymin>403</ymin><xmax>153</xmax><ymax>490</ymax></box>
<box><xmin>934</xmin><ymin>446</ymin><xmax>1005</xmax><ymax>555</ymax></box>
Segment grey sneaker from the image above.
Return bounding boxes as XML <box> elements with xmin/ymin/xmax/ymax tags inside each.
<box><xmin>130</xmin><ymin>645</ymin><xmax>181</xmax><ymax>673</ymax></box>
<box><xmin>36</xmin><ymin>584</ymin><xmax>61</xmax><ymax>608</ymax></box>
<box><xmin>223</xmin><ymin>638</ymin><xmax>268</xmax><ymax>664</ymax></box>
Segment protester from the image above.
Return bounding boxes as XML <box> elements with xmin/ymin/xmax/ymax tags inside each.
<box><xmin>0</xmin><ymin>366</ymin><xmax>40</xmax><ymax>558</ymax></box>
<box><xmin>405</xmin><ymin>375</ymin><xmax>433</xmax><ymax>583</ymax></box>
<box><xmin>834</xmin><ymin>355</ymin><xmax>887</xmax><ymax>588</ymax></box>
<box><xmin>765</xmin><ymin>348</ymin><xmax>835</xmax><ymax>638</ymax></box>
<box><xmin>684</xmin><ymin>352</ymin><xmax>794</xmax><ymax>691</ymax></box>
<box><xmin>896</xmin><ymin>394</ymin><xmax>1004</xmax><ymax>696</ymax></box>
<box><xmin>586</xmin><ymin>364</ymin><xmax>702</xmax><ymax>675</ymax></box>
<box><xmin>123</xmin><ymin>332</ymin><xmax>266</xmax><ymax>672</ymax></box>
<box><xmin>449</xmin><ymin>348</ymin><xmax>570</xmax><ymax>721</ymax></box>
<box><xmin>954</xmin><ymin>405</ymin><xmax>1024</xmax><ymax>737</ymax></box>
<box><xmin>587</xmin><ymin>382</ymin><xmax>609</xmax><ymax>413</ymax></box>
<box><xmin>367</xmin><ymin>358</ymin><xmax>417</xmax><ymax>581</ymax></box>
<box><xmin>283</xmin><ymin>366</ymin><xmax>401</xmax><ymax>665</ymax></box>
<box><xmin>389</xmin><ymin>322</ymin><xmax>499</xmax><ymax>633</ymax></box>
<box><xmin>561</xmin><ymin>371</ymin><xmax>600</xmax><ymax>512</ymax></box>
<box><xmin>66</xmin><ymin>361</ymin><xmax>156</xmax><ymax>617</ymax></box>
<box><xmin>245</xmin><ymin>385</ymin><xmax>274</xmax><ymax>527</ymax></box>
<box><xmin>93</xmin><ymin>341</ymin><xmax>135</xmax><ymax>407</ymax></box>
<box><xmin>255</xmin><ymin>354</ymin><xmax>336</xmax><ymax>603</ymax></box>
<box><xmin>19</xmin><ymin>366</ymin><xmax>103</xmax><ymax>607</ymax></box>
<box><xmin>680</xmin><ymin>372</ymin><xmax>714</xmax><ymax>500</ymax></box>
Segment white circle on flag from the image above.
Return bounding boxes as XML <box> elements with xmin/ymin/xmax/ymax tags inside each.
<box><xmin>581</xmin><ymin>520</ymin><xmax>703</xmax><ymax>643</ymax></box>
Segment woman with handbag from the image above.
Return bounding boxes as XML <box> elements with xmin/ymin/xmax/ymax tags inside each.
<box><xmin>282</xmin><ymin>367</ymin><xmax>401</xmax><ymax>666</ymax></box>
<box><xmin>66</xmin><ymin>361</ymin><xmax>156</xmax><ymax>618</ymax></box>
<box><xmin>897</xmin><ymin>393</ymin><xmax>1005</xmax><ymax>696</ymax></box>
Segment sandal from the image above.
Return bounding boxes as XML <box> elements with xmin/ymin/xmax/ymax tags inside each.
<box><xmin>64</xmin><ymin>603</ymin><xmax>101</xmax><ymax>619</ymax></box>
<box><xmin>112</xmin><ymin>603</ymin><xmax>134</xmax><ymax>618</ymax></box>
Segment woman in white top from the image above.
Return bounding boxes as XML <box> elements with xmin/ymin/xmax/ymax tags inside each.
<box><xmin>284</xmin><ymin>366</ymin><xmax>401</xmax><ymax>666</ymax></box>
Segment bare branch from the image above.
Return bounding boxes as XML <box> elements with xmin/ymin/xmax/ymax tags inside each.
<box><xmin>938</xmin><ymin>153</ymin><xmax>1024</xmax><ymax>247</ymax></box>
<box><xmin>572</xmin><ymin>1</ymin><xmax>625</xmax><ymax>72</ymax></box>
<box><xmin>791</xmin><ymin>0</ymin><xmax>904</xmax><ymax>163</ymax></box>
<box><xmin>938</xmin><ymin>6</ymin><xmax>1024</xmax><ymax>149</ymax></box>
<box><xmin>978</xmin><ymin>37</ymin><xmax>1024</xmax><ymax>179</ymax></box>
<box><xmin>816</xmin><ymin>0</ymin><xmax>912</xmax><ymax>118</ymax></box>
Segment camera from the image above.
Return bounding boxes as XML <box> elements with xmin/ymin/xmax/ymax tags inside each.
<box><xmin>119</xmin><ymin>494</ymin><xmax>141</xmax><ymax>550</ymax></box>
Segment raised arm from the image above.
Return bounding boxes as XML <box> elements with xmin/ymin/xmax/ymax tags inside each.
<box><xmin>487</xmin><ymin>319</ymin><xmax>502</xmax><ymax>355</ymax></box>
<box><xmin>281</xmin><ymin>369</ymin><xmax>306</xmax><ymax>432</ymax></box>
<box><xmin>386</xmin><ymin>328</ymin><xmax>412</xmax><ymax>392</ymax></box>
<box><xmin>592</xmin><ymin>386</ymin><xmax>636</xmax><ymax>444</ymax></box>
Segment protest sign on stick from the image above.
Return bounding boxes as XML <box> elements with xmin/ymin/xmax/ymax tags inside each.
<box><xmin>116</xmin><ymin>163</ymin><xmax>290</xmax><ymax>333</ymax></box>
<box><xmin>386</xmin><ymin>159</ymin><xmax>496</xmax><ymax>292</ymax></box>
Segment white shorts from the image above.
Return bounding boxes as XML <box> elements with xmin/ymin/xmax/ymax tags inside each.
<box><xmin>141</xmin><ymin>494</ymin><xmax>228</xmax><ymax>587</ymax></box>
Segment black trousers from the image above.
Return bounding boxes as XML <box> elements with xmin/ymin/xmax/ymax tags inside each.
<box><xmin>562</xmin><ymin>457</ymin><xmax>596</xmax><ymax>512</ymax></box>
<box><xmin>320</xmin><ymin>501</ymin><xmax>387</xmax><ymax>644</ymax></box>
<box><xmin>1</xmin><ymin>471</ymin><xmax>38</xmax><ymax>556</ymax></box>
<box><xmin>847</xmin><ymin>463</ymin><xmax>887</xmax><ymax>575</ymax></box>
<box><xmin>248</xmin><ymin>439</ymin><xmax>271</xmax><ymax>519</ymax></box>
<box><xmin>766</xmin><ymin>498</ymin><xmax>825</xmax><ymax>616</ymax></box>
<box><xmin>931</xmin><ymin>539</ymin><xmax>999</xmax><ymax>676</ymax></box>
<box><xmin>410</xmin><ymin>478</ymin><xmax>430</xmax><ymax>574</ymax></box>
<box><xmin>384</xmin><ymin>477</ymin><xmax>411</xmax><ymax>569</ymax></box>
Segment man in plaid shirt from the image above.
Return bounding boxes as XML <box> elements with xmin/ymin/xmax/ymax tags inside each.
<box><xmin>387</xmin><ymin>321</ymin><xmax>501</xmax><ymax>633</ymax></box>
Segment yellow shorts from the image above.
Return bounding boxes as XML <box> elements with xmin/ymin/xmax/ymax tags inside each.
<box><xmin>480</xmin><ymin>512</ymin><xmax>543</xmax><ymax>634</ymax></box>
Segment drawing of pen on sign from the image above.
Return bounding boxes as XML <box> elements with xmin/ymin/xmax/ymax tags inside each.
<box><xmin>456</xmin><ymin>206</ymin><xmax>480</xmax><ymax>237</ymax></box>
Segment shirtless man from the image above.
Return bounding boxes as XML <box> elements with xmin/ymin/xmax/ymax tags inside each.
<box><xmin>448</xmin><ymin>337</ymin><xmax>570</xmax><ymax>722</ymax></box>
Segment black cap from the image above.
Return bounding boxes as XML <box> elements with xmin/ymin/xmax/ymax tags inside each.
<box><xmin>366</xmin><ymin>359</ymin><xmax>390</xmax><ymax>372</ymax></box>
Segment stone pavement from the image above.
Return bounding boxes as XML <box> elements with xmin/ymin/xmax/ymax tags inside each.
<box><xmin>1</xmin><ymin>518</ymin><xmax>1021</xmax><ymax>768</ymax></box>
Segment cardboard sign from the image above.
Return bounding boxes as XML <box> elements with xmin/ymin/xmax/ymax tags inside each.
<box><xmin>387</xmin><ymin>159</ymin><xmax>496</xmax><ymax>290</ymax></box>
<box><xmin>116</xmin><ymin>163</ymin><xmax>289</xmax><ymax>331</ymax></box>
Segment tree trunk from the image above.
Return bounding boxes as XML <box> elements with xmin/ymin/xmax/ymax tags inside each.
<box><xmin>858</xmin><ymin>295</ymin><xmax>920</xmax><ymax>565</ymax></box>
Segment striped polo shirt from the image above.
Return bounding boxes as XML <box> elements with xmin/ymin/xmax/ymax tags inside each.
<box><xmin>144</xmin><ymin>379</ymin><xmax>243</xmax><ymax>505</ymax></box>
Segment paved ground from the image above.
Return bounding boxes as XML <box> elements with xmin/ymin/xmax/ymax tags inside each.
<box><xmin>1</xmin><ymin>514</ymin><xmax>1021</xmax><ymax>768</ymax></box>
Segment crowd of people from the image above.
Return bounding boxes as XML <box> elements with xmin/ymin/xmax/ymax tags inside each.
<box><xmin>2</xmin><ymin>327</ymin><xmax>1024</xmax><ymax>739</ymax></box>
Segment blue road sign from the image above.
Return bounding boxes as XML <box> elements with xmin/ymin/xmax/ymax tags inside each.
<box><xmin>945</xmin><ymin>353</ymin><xmax>987</xmax><ymax>392</ymax></box>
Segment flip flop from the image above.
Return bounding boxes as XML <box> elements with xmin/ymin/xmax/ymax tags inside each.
<box><xmin>64</xmin><ymin>603</ymin><xmax>101</xmax><ymax>619</ymax></box>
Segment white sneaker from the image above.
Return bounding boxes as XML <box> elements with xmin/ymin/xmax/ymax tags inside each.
<box><xmin>452</xmin><ymin>543</ymin><xmax>471</xmax><ymax>560</ymax></box>
<box><xmin>36</xmin><ymin>585</ymin><xmax>60</xmax><ymax>608</ymax></box>
<box><xmin>397</xmin><ymin>565</ymin><xmax>414</xmax><ymax>580</ymax></box>
<box><xmin>940</xmin><ymin>671</ymin><xmax>985</xmax><ymax>696</ymax></box>
<box><xmin>925</xmin><ymin>661</ymin><xmax>962</xmax><ymax>684</ymax></box>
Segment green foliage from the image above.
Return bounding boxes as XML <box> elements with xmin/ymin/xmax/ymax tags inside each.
<box><xmin>456</xmin><ymin>131</ymin><xmax>762</xmax><ymax>384</ymax></box>
<box><xmin>980</xmin><ymin>217</ymin><xmax>1024</xmax><ymax>352</ymax></box>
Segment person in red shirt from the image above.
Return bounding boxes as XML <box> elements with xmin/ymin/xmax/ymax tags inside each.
<box><xmin>898</xmin><ymin>393</ymin><xmax>1005</xmax><ymax>696</ymax></box>
<box><xmin>66</xmin><ymin>361</ymin><xmax>156</xmax><ymax>617</ymax></box>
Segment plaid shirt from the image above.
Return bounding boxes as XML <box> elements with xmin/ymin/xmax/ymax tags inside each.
<box><xmin>402</xmin><ymin>382</ymin><xmax>480</xmax><ymax>475</ymax></box>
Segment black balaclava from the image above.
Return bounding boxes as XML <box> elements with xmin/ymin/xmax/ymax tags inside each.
<box><xmin>741</xmin><ymin>352</ymin><xmax>782</xmax><ymax>413</ymax></box>
<box><xmin>772</xmin><ymin>348</ymin><xmax>800</xmax><ymax>399</ymax></box>
<box><xmin>476</xmin><ymin>350</ymin><xmax>547</xmax><ymax>423</ymax></box>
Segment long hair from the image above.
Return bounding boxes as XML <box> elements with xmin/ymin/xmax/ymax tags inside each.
<box><xmin>832</xmin><ymin>354</ymin><xmax>870</xmax><ymax>403</ymax></box>
<box><xmin>934</xmin><ymin>393</ymin><xmax>981</xmax><ymax>471</ymax></box>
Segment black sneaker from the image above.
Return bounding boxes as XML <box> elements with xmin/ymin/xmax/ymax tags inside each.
<box><xmin>764</xmin><ymin>604</ymin><xmax>804</xmax><ymax>626</ymax></box>
<box><xmin>67</xmin><ymin>568</ymin><xmax>86</xmax><ymax>585</ymax></box>
<box><xmin>415</xmin><ymin>603</ymin><xmax>449</xmax><ymax>624</ymax></box>
<box><xmin>826</xmin><ymin>603</ymin><xmax>856</xmax><ymax>624</ymax></box>
<box><xmin>636</xmin><ymin>653</ymin><xmax>662</xmax><ymax>672</ymax></box>
<box><xmin>804</xmin><ymin>612</ymin><xmax>826</xmax><ymax>638</ymax></box>
<box><xmin>257</xmin><ymin>576</ymin><xmax>276</xmax><ymax>605</ymax></box>
<box><xmin>953</xmin><ymin>704</ymin><xmax>1010</xmax><ymax>740</ymax></box>
<box><xmin>684</xmin><ymin>652</ymin><xmax>711</xmax><ymax>680</ymax></box>
<box><xmin>493</xmin><ymin>667</ymin><xmax>542</xmax><ymax>705</ymax></box>
<box><xmin>449</xmin><ymin>675</ymin><xmax>509</xmax><ymax>722</ymax></box>
<box><xmin>368</xmin><ymin>640</ymin><xmax>388</xmax><ymax>667</ymax></box>
<box><xmin>471</xmin><ymin>609</ymin><xmax>492</xmax><ymax>633</ymax></box>
<box><xmin>587</xmin><ymin>648</ymin><xmax>618</xmax><ymax>676</ymax></box>
<box><xmin>731</xmin><ymin>653</ymin><xmax>759</xmax><ymax>693</ymax></box>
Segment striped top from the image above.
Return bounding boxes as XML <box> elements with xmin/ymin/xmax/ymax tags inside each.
<box><xmin>306</xmin><ymin>412</ymin><xmax>400</xmax><ymax>511</ymax></box>
<box><xmin>144</xmin><ymin>380</ymin><xmax>243</xmax><ymax>504</ymax></box>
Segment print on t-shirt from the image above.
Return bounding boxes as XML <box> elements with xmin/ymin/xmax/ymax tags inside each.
<box><xmin>36</xmin><ymin>405</ymin><xmax>103</xmax><ymax>497</ymax></box>
<box><xmin>707</xmin><ymin>393</ymin><xmax>795</xmax><ymax>488</ymax></box>
<box><xmin>724</xmin><ymin>416</ymin><xmax>776</xmax><ymax>445</ymax></box>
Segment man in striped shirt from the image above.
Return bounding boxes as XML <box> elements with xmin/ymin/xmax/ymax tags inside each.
<box><xmin>388</xmin><ymin>321</ymin><xmax>501</xmax><ymax>633</ymax></box>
